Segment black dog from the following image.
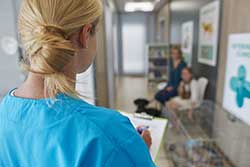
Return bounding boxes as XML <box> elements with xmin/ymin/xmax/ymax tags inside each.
<box><xmin>134</xmin><ymin>98</ymin><xmax>150</xmax><ymax>113</ymax></box>
<box><xmin>134</xmin><ymin>98</ymin><xmax>161</xmax><ymax>117</ymax></box>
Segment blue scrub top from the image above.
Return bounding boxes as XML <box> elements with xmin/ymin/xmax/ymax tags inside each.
<box><xmin>0</xmin><ymin>91</ymin><xmax>155</xmax><ymax>167</ymax></box>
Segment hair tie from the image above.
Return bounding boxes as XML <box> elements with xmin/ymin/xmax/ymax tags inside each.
<box><xmin>42</xmin><ymin>24</ymin><xmax>67</xmax><ymax>39</ymax></box>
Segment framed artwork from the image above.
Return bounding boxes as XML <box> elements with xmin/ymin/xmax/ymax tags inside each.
<box><xmin>181</xmin><ymin>21</ymin><xmax>194</xmax><ymax>67</ymax></box>
<box><xmin>198</xmin><ymin>1</ymin><xmax>220</xmax><ymax>66</ymax></box>
<box><xmin>223</xmin><ymin>34</ymin><xmax>250</xmax><ymax>126</ymax></box>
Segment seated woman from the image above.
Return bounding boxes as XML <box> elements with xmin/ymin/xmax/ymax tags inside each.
<box><xmin>155</xmin><ymin>47</ymin><xmax>187</xmax><ymax>105</ymax></box>
<box><xmin>167</xmin><ymin>67</ymin><xmax>199</xmax><ymax>126</ymax></box>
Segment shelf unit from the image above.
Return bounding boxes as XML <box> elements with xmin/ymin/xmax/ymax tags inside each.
<box><xmin>147</xmin><ymin>43</ymin><xmax>170</xmax><ymax>84</ymax></box>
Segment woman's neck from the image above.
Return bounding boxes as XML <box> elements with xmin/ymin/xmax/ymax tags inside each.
<box><xmin>14</xmin><ymin>72</ymin><xmax>76</xmax><ymax>99</ymax></box>
<box><xmin>14</xmin><ymin>73</ymin><xmax>47</xmax><ymax>99</ymax></box>
<box><xmin>184</xmin><ymin>78</ymin><xmax>192</xmax><ymax>84</ymax></box>
<box><xmin>14</xmin><ymin>58</ymin><xmax>78</xmax><ymax>99</ymax></box>
<box><xmin>173</xmin><ymin>59</ymin><xmax>181</xmax><ymax>68</ymax></box>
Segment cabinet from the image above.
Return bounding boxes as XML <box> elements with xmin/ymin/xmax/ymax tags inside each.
<box><xmin>147</xmin><ymin>44</ymin><xmax>170</xmax><ymax>84</ymax></box>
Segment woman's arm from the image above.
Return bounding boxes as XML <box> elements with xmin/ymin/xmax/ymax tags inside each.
<box><xmin>105</xmin><ymin>132</ymin><xmax>156</xmax><ymax>167</ymax></box>
<box><xmin>102</xmin><ymin>112</ymin><xmax>156</xmax><ymax>167</ymax></box>
<box><xmin>172</xmin><ymin>61</ymin><xmax>187</xmax><ymax>90</ymax></box>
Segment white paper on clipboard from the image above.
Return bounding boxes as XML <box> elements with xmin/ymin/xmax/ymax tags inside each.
<box><xmin>121</xmin><ymin>112</ymin><xmax>168</xmax><ymax>162</ymax></box>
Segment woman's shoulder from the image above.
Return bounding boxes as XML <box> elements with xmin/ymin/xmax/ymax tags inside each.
<box><xmin>67</xmin><ymin>96</ymin><xmax>127</xmax><ymax>125</ymax></box>
<box><xmin>180</xmin><ymin>60</ymin><xmax>187</xmax><ymax>68</ymax></box>
<box><xmin>79</xmin><ymin>105</ymin><xmax>135</xmax><ymax>141</ymax></box>
<box><xmin>70</xmin><ymin>99</ymin><xmax>156</xmax><ymax>166</ymax></box>
<box><xmin>65</xmin><ymin>96</ymin><xmax>137</xmax><ymax>144</ymax></box>
<box><xmin>77</xmin><ymin>105</ymin><xmax>155</xmax><ymax>166</ymax></box>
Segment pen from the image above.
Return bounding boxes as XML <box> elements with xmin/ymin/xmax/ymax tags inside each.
<box><xmin>137</xmin><ymin>126</ymin><xmax>150</xmax><ymax>134</ymax></box>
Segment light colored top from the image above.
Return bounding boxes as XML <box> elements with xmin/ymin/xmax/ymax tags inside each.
<box><xmin>0</xmin><ymin>90</ymin><xmax>155</xmax><ymax>167</ymax></box>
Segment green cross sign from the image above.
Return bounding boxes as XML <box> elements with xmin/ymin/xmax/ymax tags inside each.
<box><xmin>230</xmin><ymin>65</ymin><xmax>250</xmax><ymax>108</ymax></box>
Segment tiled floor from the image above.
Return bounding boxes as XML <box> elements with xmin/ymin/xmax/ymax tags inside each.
<box><xmin>114</xmin><ymin>76</ymin><xmax>172</xmax><ymax>167</ymax></box>
<box><xmin>115</xmin><ymin>76</ymin><xmax>151</xmax><ymax>113</ymax></box>
<box><xmin>114</xmin><ymin>76</ymin><xmax>242</xmax><ymax>167</ymax></box>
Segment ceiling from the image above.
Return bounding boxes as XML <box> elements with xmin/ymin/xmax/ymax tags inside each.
<box><xmin>113</xmin><ymin>0</ymin><xmax>169</xmax><ymax>12</ymax></box>
<box><xmin>170</xmin><ymin>0</ymin><xmax>210</xmax><ymax>12</ymax></box>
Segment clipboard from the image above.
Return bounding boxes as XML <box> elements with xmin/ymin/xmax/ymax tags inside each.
<box><xmin>120</xmin><ymin>111</ymin><xmax>168</xmax><ymax>163</ymax></box>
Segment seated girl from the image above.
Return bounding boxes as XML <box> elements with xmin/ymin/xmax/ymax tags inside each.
<box><xmin>166</xmin><ymin>67</ymin><xmax>199</xmax><ymax>125</ymax></box>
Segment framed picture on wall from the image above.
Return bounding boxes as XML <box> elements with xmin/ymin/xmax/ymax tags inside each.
<box><xmin>198</xmin><ymin>1</ymin><xmax>220</xmax><ymax>66</ymax></box>
<box><xmin>181</xmin><ymin>21</ymin><xmax>194</xmax><ymax>67</ymax></box>
<box><xmin>223</xmin><ymin>34</ymin><xmax>250</xmax><ymax>126</ymax></box>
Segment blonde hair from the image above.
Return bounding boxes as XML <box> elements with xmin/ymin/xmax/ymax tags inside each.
<box><xmin>18</xmin><ymin>0</ymin><xmax>102</xmax><ymax>98</ymax></box>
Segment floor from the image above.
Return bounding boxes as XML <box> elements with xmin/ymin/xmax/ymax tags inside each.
<box><xmin>114</xmin><ymin>76</ymin><xmax>243</xmax><ymax>167</ymax></box>
<box><xmin>115</xmin><ymin>76</ymin><xmax>173</xmax><ymax>167</ymax></box>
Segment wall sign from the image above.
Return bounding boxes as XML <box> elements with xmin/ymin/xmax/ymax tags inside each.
<box><xmin>181</xmin><ymin>21</ymin><xmax>194</xmax><ymax>67</ymax></box>
<box><xmin>223</xmin><ymin>34</ymin><xmax>250</xmax><ymax>126</ymax></box>
<box><xmin>198</xmin><ymin>1</ymin><xmax>220</xmax><ymax>66</ymax></box>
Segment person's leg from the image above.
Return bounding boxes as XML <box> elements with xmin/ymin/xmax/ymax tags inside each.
<box><xmin>188</xmin><ymin>109</ymin><xmax>194</xmax><ymax>122</ymax></box>
<box><xmin>155</xmin><ymin>90</ymin><xmax>167</xmax><ymax>105</ymax></box>
<box><xmin>165</xmin><ymin>89</ymin><xmax>178</xmax><ymax>101</ymax></box>
<box><xmin>177</xmin><ymin>99</ymin><xmax>194</xmax><ymax>122</ymax></box>
<box><xmin>155</xmin><ymin>90</ymin><xmax>168</xmax><ymax>110</ymax></box>
<box><xmin>166</xmin><ymin>100</ymin><xmax>179</xmax><ymax>128</ymax></box>
<box><xmin>155</xmin><ymin>89</ymin><xmax>178</xmax><ymax>104</ymax></box>
<box><xmin>182</xmin><ymin>99</ymin><xmax>195</xmax><ymax>122</ymax></box>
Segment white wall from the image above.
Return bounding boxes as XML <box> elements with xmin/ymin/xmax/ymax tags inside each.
<box><xmin>103</xmin><ymin>0</ymin><xmax>117</xmax><ymax>107</ymax></box>
<box><xmin>170</xmin><ymin>21</ymin><xmax>182</xmax><ymax>44</ymax></box>
<box><xmin>0</xmin><ymin>0</ymin><xmax>23</xmax><ymax>98</ymax></box>
<box><xmin>112</xmin><ymin>13</ymin><xmax>119</xmax><ymax>75</ymax></box>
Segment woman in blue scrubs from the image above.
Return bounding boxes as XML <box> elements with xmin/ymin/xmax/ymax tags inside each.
<box><xmin>0</xmin><ymin>0</ymin><xmax>155</xmax><ymax>166</ymax></box>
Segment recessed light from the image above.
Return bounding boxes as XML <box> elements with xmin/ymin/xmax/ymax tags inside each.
<box><xmin>170</xmin><ymin>1</ymin><xmax>200</xmax><ymax>11</ymax></box>
<box><xmin>125</xmin><ymin>2</ymin><xmax>155</xmax><ymax>12</ymax></box>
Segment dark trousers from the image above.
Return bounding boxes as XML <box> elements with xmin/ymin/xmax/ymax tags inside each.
<box><xmin>155</xmin><ymin>89</ymin><xmax>177</xmax><ymax>104</ymax></box>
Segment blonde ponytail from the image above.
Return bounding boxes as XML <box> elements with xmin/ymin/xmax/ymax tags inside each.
<box><xmin>18</xmin><ymin>0</ymin><xmax>102</xmax><ymax>98</ymax></box>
